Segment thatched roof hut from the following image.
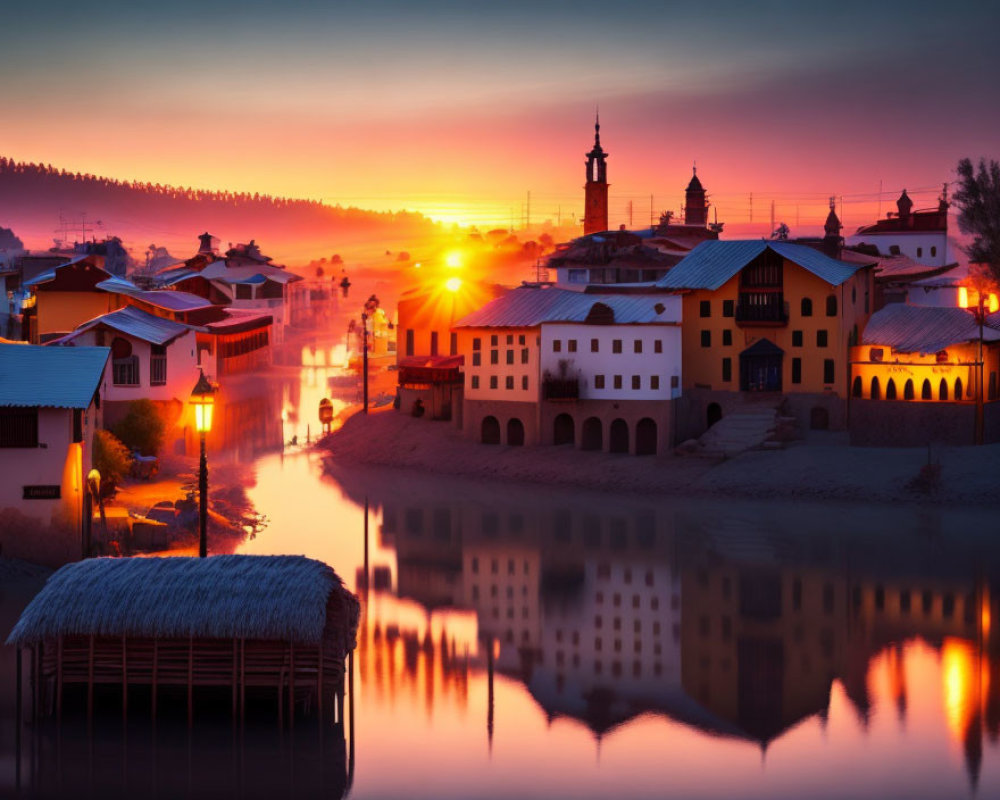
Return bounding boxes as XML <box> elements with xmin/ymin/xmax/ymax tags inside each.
<box><xmin>8</xmin><ymin>555</ymin><xmax>360</xmax><ymax>726</ymax></box>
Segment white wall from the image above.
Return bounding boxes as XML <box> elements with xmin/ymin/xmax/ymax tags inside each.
<box><xmin>845</xmin><ymin>231</ymin><xmax>953</xmax><ymax>267</ymax></box>
<box><xmin>540</xmin><ymin>322</ymin><xmax>683</xmax><ymax>400</ymax></box>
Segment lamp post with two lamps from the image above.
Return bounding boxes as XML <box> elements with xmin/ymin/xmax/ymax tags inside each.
<box><xmin>189</xmin><ymin>371</ymin><xmax>216</xmax><ymax>557</ymax></box>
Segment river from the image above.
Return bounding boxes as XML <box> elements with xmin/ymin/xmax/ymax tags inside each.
<box><xmin>5</xmin><ymin>343</ymin><xmax>1000</xmax><ymax>798</ymax></box>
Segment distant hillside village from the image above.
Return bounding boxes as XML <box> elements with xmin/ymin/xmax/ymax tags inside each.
<box><xmin>395</xmin><ymin>118</ymin><xmax>1000</xmax><ymax>456</ymax></box>
<box><xmin>0</xmin><ymin>233</ymin><xmax>339</xmax><ymax>565</ymax></box>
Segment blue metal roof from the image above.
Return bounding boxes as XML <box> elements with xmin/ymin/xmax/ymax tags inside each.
<box><xmin>0</xmin><ymin>343</ymin><xmax>110</xmax><ymax>408</ymax></box>
<box><xmin>68</xmin><ymin>305</ymin><xmax>192</xmax><ymax>345</ymax></box>
<box><xmin>454</xmin><ymin>286</ymin><xmax>679</xmax><ymax>328</ymax></box>
<box><xmin>655</xmin><ymin>240</ymin><xmax>870</xmax><ymax>290</ymax></box>
<box><xmin>862</xmin><ymin>303</ymin><xmax>1000</xmax><ymax>354</ymax></box>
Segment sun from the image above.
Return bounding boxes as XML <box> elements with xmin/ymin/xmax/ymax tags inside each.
<box><xmin>445</xmin><ymin>277</ymin><xmax>462</xmax><ymax>292</ymax></box>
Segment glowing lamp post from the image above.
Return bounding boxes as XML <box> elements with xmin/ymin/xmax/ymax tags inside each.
<box><xmin>958</xmin><ymin>283</ymin><xmax>999</xmax><ymax>445</ymax></box>
<box><xmin>190</xmin><ymin>371</ymin><xmax>216</xmax><ymax>557</ymax></box>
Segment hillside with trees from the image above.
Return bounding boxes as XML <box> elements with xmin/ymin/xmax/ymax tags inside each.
<box><xmin>0</xmin><ymin>157</ymin><xmax>442</xmax><ymax>262</ymax></box>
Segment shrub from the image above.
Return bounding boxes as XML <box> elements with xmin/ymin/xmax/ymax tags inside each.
<box><xmin>111</xmin><ymin>398</ymin><xmax>166</xmax><ymax>456</ymax></box>
<box><xmin>92</xmin><ymin>429</ymin><xmax>131</xmax><ymax>497</ymax></box>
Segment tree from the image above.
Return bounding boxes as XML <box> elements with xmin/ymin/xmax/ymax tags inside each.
<box><xmin>92</xmin><ymin>429</ymin><xmax>131</xmax><ymax>497</ymax></box>
<box><xmin>954</xmin><ymin>157</ymin><xmax>1000</xmax><ymax>282</ymax></box>
<box><xmin>111</xmin><ymin>399</ymin><xmax>166</xmax><ymax>456</ymax></box>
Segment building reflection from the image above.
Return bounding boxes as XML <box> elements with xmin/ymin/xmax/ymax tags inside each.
<box><xmin>339</xmin><ymin>465</ymin><xmax>1000</xmax><ymax>788</ymax></box>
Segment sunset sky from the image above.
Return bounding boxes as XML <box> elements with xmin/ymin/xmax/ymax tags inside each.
<box><xmin>4</xmin><ymin>0</ymin><xmax>1000</xmax><ymax>233</ymax></box>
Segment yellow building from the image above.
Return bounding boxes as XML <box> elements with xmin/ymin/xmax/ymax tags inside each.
<box><xmin>849</xmin><ymin>302</ymin><xmax>1000</xmax><ymax>445</ymax></box>
<box><xmin>656</xmin><ymin>241</ymin><xmax>875</xmax><ymax>434</ymax></box>
<box><xmin>24</xmin><ymin>255</ymin><xmax>126</xmax><ymax>343</ymax></box>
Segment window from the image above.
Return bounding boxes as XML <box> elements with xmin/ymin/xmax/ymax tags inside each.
<box><xmin>931</xmin><ymin>246</ymin><xmax>937</xmax><ymax>257</ymax></box>
<box><xmin>792</xmin><ymin>330</ymin><xmax>803</xmax><ymax>347</ymax></box>
<box><xmin>471</xmin><ymin>376</ymin><xmax>480</xmax><ymax>389</ymax></box>
<box><xmin>591</xmin><ymin>338</ymin><xmax>599</xmax><ymax>352</ymax></box>
<box><xmin>801</xmin><ymin>298</ymin><xmax>813</xmax><ymax>317</ymax></box>
<box><xmin>699</xmin><ymin>300</ymin><xmax>711</xmax><ymax>317</ymax></box>
<box><xmin>826</xmin><ymin>295</ymin><xmax>837</xmax><ymax>316</ymax></box>
<box><xmin>700</xmin><ymin>330</ymin><xmax>711</xmax><ymax>347</ymax></box>
<box><xmin>722</xmin><ymin>330</ymin><xmax>732</xmax><ymax>346</ymax></box>
<box><xmin>506</xmin><ymin>350</ymin><xmax>514</xmax><ymax>365</ymax></box>
<box><xmin>506</xmin><ymin>335</ymin><xmax>513</xmax><ymax>345</ymax></box>
<box><xmin>553</xmin><ymin>340</ymin><xmax>562</xmax><ymax>353</ymax></box>
<box><xmin>490</xmin><ymin>335</ymin><xmax>498</xmax><ymax>346</ymax></box>
<box><xmin>520</xmin><ymin>348</ymin><xmax>529</xmax><ymax>364</ymax></box>
<box><xmin>792</xmin><ymin>358</ymin><xmax>802</xmax><ymax>384</ymax></box>
<box><xmin>817</xmin><ymin>330</ymin><xmax>828</xmax><ymax>347</ymax></box>
<box><xmin>430</xmin><ymin>331</ymin><xmax>439</xmax><ymax>356</ymax></box>
<box><xmin>723</xmin><ymin>299</ymin><xmax>734</xmax><ymax>317</ymax></box>
<box><xmin>490</xmin><ymin>376</ymin><xmax>498</xmax><ymax>389</ymax></box>
<box><xmin>472</xmin><ymin>352</ymin><xmax>481</xmax><ymax>366</ymax></box>
<box><xmin>518</xmin><ymin>334</ymin><xmax>525</xmax><ymax>345</ymax></box>
<box><xmin>568</xmin><ymin>339</ymin><xmax>577</xmax><ymax>352</ymax></box>
<box><xmin>112</xmin><ymin>355</ymin><xmax>140</xmax><ymax>386</ymax></box>
<box><xmin>632</xmin><ymin>375</ymin><xmax>641</xmax><ymax>390</ymax></box>
<box><xmin>506</xmin><ymin>376</ymin><xmax>514</xmax><ymax>390</ymax></box>
<box><xmin>472</xmin><ymin>337</ymin><xmax>481</xmax><ymax>351</ymax></box>
<box><xmin>650</xmin><ymin>375</ymin><xmax>660</xmax><ymax>390</ymax></box>
<box><xmin>654</xmin><ymin>339</ymin><xmax>662</xmax><ymax>353</ymax></box>
<box><xmin>722</xmin><ymin>358</ymin><xmax>732</xmax><ymax>382</ymax></box>
<box><xmin>917</xmin><ymin>247</ymin><xmax>923</xmax><ymax>257</ymax></box>
<box><xmin>594</xmin><ymin>375</ymin><xmax>605</xmax><ymax>389</ymax></box>
<box><xmin>450</xmin><ymin>332</ymin><xmax>457</xmax><ymax>355</ymax></box>
<box><xmin>823</xmin><ymin>359</ymin><xmax>835</xmax><ymax>384</ymax></box>
<box><xmin>0</xmin><ymin>408</ymin><xmax>39</xmax><ymax>448</ymax></box>
<box><xmin>150</xmin><ymin>344</ymin><xmax>167</xmax><ymax>386</ymax></box>
<box><xmin>613</xmin><ymin>375</ymin><xmax>623</xmax><ymax>389</ymax></box>
<box><xmin>73</xmin><ymin>409</ymin><xmax>83</xmax><ymax>443</ymax></box>
<box><xmin>612</xmin><ymin>339</ymin><xmax>622</xmax><ymax>354</ymax></box>
<box><xmin>522</xmin><ymin>375</ymin><xmax>528</xmax><ymax>390</ymax></box>
<box><xmin>490</xmin><ymin>349</ymin><xmax>498</xmax><ymax>365</ymax></box>
<box><xmin>634</xmin><ymin>340</ymin><xmax>642</xmax><ymax>354</ymax></box>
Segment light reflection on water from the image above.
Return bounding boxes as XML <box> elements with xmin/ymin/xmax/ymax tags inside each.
<box><xmin>5</xmin><ymin>349</ymin><xmax>1000</xmax><ymax>799</ymax></box>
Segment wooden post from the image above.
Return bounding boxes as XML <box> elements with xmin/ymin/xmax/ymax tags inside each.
<box><xmin>239</xmin><ymin>638</ymin><xmax>245</xmax><ymax>726</ymax></box>
<box><xmin>56</xmin><ymin>636</ymin><xmax>64</xmax><ymax>723</ymax></box>
<box><xmin>121</xmin><ymin>635</ymin><xmax>128</xmax><ymax>722</ymax></box>
<box><xmin>151</xmin><ymin>639</ymin><xmax>158</xmax><ymax>723</ymax></box>
<box><xmin>317</xmin><ymin>641</ymin><xmax>324</xmax><ymax>724</ymax></box>
<box><xmin>288</xmin><ymin>643</ymin><xmax>295</xmax><ymax>729</ymax></box>
<box><xmin>187</xmin><ymin>635</ymin><xmax>194</xmax><ymax>728</ymax></box>
<box><xmin>87</xmin><ymin>636</ymin><xmax>94</xmax><ymax>722</ymax></box>
<box><xmin>15</xmin><ymin>646</ymin><xmax>22</xmax><ymax>792</ymax></box>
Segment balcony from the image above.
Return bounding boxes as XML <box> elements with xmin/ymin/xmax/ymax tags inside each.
<box><xmin>736</xmin><ymin>292</ymin><xmax>787</xmax><ymax>326</ymax></box>
<box><xmin>543</xmin><ymin>376</ymin><xmax>580</xmax><ymax>401</ymax></box>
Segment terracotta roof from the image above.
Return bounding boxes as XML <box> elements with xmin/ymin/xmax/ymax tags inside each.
<box><xmin>862</xmin><ymin>303</ymin><xmax>1000</xmax><ymax>354</ymax></box>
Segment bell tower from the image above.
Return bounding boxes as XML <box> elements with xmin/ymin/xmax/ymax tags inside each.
<box><xmin>684</xmin><ymin>165</ymin><xmax>709</xmax><ymax>227</ymax></box>
<box><xmin>583</xmin><ymin>113</ymin><xmax>609</xmax><ymax>235</ymax></box>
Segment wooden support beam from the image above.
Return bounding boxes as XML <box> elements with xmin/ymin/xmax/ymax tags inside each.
<box><xmin>239</xmin><ymin>638</ymin><xmax>245</xmax><ymax>726</ymax></box>
<box><xmin>121</xmin><ymin>635</ymin><xmax>128</xmax><ymax>722</ymax></box>
<box><xmin>15</xmin><ymin>646</ymin><xmax>22</xmax><ymax>792</ymax></box>
<box><xmin>56</xmin><ymin>636</ymin><xmax>63</xmax><ymax>723</ymax></box>
<box><xmin>317</xmin><ymin>641</ymin><xmax>324</xmax><ymax>724</ymax></box>
<box><xmin>151</xmin><ymin>640</ymin><xmax>158</xmax><ymax>723</ymax></box>
<box><xmin>87</xmin><ymin>635</ymin><xmax>94</xmax><ymax>722</ymax></box>
<box><xmin>289</xmin><ymin>642</ymin><xmax>295</xmax><ymax>730</ymax></box>
<box><xmin>187</xmin><ymin>635</ymin><xmax>194</xmax><ymax>728</ymax></box>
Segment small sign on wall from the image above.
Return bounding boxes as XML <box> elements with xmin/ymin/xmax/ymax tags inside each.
<box><xmin>23</xmin><ymin>485</ymin><xmax>60</xmax><ymax>500</ymax></box>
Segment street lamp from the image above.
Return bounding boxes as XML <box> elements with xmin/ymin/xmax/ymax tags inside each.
<box><xmin>190</xmin><ymin>371</ymin><xmax>216</xmax><ymax>557</ymax></box>
<box><xmin>958</xmin><ymin>283</ymin><xmax>999</xmax><ymax>445</ymax></box>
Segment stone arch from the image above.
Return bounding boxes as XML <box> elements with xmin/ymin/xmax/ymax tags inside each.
<box><xmin>609</xmin><ymin>419</ymin><xmax>629</xmax><ymax>454</ymax></box>
<box><xmin>955</xmin><ymin>377</ymin><xmax>963</xmax><ymax>400</ymax></box>
<box><xmin>553</xmin><ymin>413</ymin><xmax>574</xmax><ymax>446</ymax></box>
<box><xmin>507</xmin><ymin>418</ymin><xmax>525</xmax><ymax>446</ymax></box>
<box><xmin>481</xmin><ymin>416</ymin><xmax>501</xmax><ymax>445</ymax></box>
<box><xmin>707</xmin><ymin>402</ymin><xmax>723</xmax><ymax>428</ymax></box>
<box><xmin>921</xmin><ymin>379</ymin><xmax>932</xmax><ymax>400</ymax></box>
<box><xmin>581</xmin><ymin>417</ymin><xmax>602</xmax><ymax>451</ymax></box>
<box><xmin>809</xmin><ymin>407</ymin><xmax>829</xmax><ymax>430</ymax></box>
<box><xmin>885</xmin><ymin>378</ymin><xmax>897</xmax><ymax>400</ymax></box>
<box><xmin>852</xmin><ymin>376</ymin><xmax>862</xmax><ymax>397</ymax></box>
<box><xmin>939</xmin><ymin>378</ymin><xmax>948</xmax><ymax>401</ymax></box>
<box><xmin>904</xmin><ymin>379</ymin><xmax>915</xmax><ymax>400</ymax></box>
<box><xmin>635</xmin><ymin>418</ymin><xmax>657</xmax><ymax>456</ymax></box>
<box><xmin>870</xmin><ymin>376</ymin><xmax>880</xmax><ymax>400</ymax></box>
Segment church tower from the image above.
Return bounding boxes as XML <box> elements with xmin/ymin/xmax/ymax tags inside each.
<box><xmin>683</xmin><ymin>165</ymin><xmax>709</xmax><ymax>226</ymax></box>
<box><xmin>583</xmin><ymin>113</ymin><xmax>609</xmax><ymax>235</ymax></box>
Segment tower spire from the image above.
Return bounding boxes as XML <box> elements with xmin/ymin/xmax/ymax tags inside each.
<box><xmin>583</xmin><ymin>111</ymin><xmax>609</xmax><ymax>234</ymax></box>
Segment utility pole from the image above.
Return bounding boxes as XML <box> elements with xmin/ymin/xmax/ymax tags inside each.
<box><xmin>627</xmin><ymin>200</ymin><xmax>633</xmax><ymax>228</ymax></box>
<box><xmin>749</xmin><ymin>193</ymin><xmax>753</xmax><ymax>224</ymax></box>
<box><xmin>877</xmin><ymin>179</ymin><xmax>883</xmax><ymax>220</ymax></box>
<box><xmin>770</xmin><ymin>200</ymin><xmax>775</xmax><ymax>235</ymax></box>
<box><xmin>526</xmin><ymin>191</ymin><xmax>531</xmax><ymax>231</ymax></box>
<box><xmin>650</xmin><ymin>194</ymin><xmax>654</xmax><ymax>230</ymax></box>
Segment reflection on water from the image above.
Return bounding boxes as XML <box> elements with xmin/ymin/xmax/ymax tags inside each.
<box><xmin>5</xmin><ymin>348</ymin><xmax>1000</xmax><ymax>798</ymax></box>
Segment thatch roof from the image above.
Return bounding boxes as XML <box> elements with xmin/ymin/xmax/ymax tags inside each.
<box><xmin>6</xmin><ymin>555</ymin><xmax>359</xmax><ymax>647</ymax></box>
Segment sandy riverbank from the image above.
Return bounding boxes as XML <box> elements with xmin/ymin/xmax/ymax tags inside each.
<box><xmin>318</xmin><ymin>407</ymin><xmax>1000</xmax><ymax>506</ymax></box>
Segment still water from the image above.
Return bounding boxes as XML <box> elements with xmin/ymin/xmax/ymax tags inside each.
<box><xmin>7</xmin><ymin>346</ymin><xmax>1000</xmax><ymax>798</ymax></box>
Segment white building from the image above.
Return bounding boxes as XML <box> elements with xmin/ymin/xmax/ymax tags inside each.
<box><xmin>0</xmin><ymin>343</ymin><xmax>109</xmax><ymax>566</ymax></box>
<box><xmin>845</xmin><ymin>189</ymin><xmax>956</xmax><ymax>268</ymax></box>
<box><xmin>453</xmin><ymin>286</ymin><xmax>683</xmax><ymax>454</ymax></box>
<box><xmin>57</xmin><ymin>305</ymin><xmax>201</xmax><ymax>423</ymax></box>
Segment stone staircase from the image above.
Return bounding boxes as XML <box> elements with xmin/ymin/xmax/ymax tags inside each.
<box><xmin>679</xmin><ymin>399</ymin><xmax>798</xmax><ymax>458</ymax></box>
